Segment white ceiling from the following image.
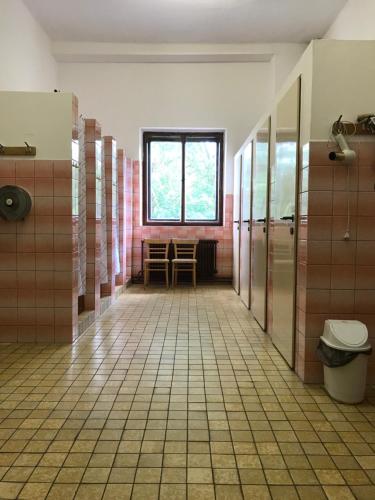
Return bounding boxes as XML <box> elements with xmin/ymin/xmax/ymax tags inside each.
<box><xmin>24</xmin><ymin>0</ymin><xmax>347</xmax><ymax>44</ymax></box>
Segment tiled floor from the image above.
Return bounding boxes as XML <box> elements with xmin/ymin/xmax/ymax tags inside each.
<box><xmin>0</xmin><ymin>285</ymin><xmax>374</xmax><ymax>500</ymax></box>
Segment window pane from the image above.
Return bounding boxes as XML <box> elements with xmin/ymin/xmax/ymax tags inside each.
<box><xmin>185</xmin><ymin>141</ymin><xmax>218</xmax><ymax>221</ymax></box>
<box><xmin>150</xmin><ymin>141</ymin><xmax>182</xmax><ymax>220</ymax></box>
<box><xmin>273</xmin><ymin>141</ymin><xmax>297</xmax><ymax>219</ymax></box>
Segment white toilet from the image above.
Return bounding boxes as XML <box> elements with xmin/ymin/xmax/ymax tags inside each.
<box><xmin>320</xmin><ymin>320</ymin><xmax>372</xmax><ymax>404</ymax></box>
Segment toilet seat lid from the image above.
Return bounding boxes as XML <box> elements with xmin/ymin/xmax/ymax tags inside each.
<box><xmin>329</xmin><ymin>320</ymin><xmax>368</xmax><ymax>348</ymax></box>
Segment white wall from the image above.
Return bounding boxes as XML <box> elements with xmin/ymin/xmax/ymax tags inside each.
<box><xmin>325</xmin><ymin>0</ymin><xmax>375</xmax><ymax>40</ymax></box>
<box><xmin>0</xmin><ymin>92</ymin><xmax>73</xmax><ymax>159</ymax></box>
<box><xmin>311</xmin><ymin>40</ymin><xmax>375</xmax><ymax>140</ymax></box>
<box><xmin>59</xmin><ymin>61</ymin><xmax>274</xmax><ymax>192</ymax></box>
<box><xmin>57</xmin><ymin>44</ymin><xmax>305</xmax><ymax>192</ymax></box>
<box><xmin>236</xmin><ymin>39</ymin><xmax>375</xmax><ymax>156</ymax></box>
<box><xmin>0</xmin><ymin>0</ymin><xmax>57</xmax><ymax>91</ymax></box>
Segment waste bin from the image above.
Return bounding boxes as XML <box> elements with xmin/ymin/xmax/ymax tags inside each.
<box><xmin>317</xmin><ymin>320</ymin><xmax>372</xmax><ymax>404</ymax></box>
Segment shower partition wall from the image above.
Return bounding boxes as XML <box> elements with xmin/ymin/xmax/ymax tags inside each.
<box><xmin>84</xmin><ymin>119</ymin><xmax>103</xmax><ymax>316</ymax></box>
<box><xmin>78</xmin><ymin>116</ymin><xmax>87</xmax><ymax>298</ymax></box>
<box><xmin>101</xmin><ymin>136</ymin><xmax>118</xmax><ymax>299</ymax></box>
<box><xmin>239</xmin><ymin>142</ymin><xmax>253</xmax><ymax>308</ymax></box>
<box><xmin>268</xmin><ymin>78</ymin><xmax>301</xmax><ymax>367</ymax></box>
<box><xmin>251</xmin><ymin>118</ymin><xmax>271</xmax><ymax>330</ymax></box>
<box><xmin>232</xmin><ymin>154</ymin><xmax>242</xmax><ymax>294</ymax></box>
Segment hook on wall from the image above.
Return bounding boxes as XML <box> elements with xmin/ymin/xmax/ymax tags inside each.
<box><xmin>0</xmin><ymin>143</ymin><xmax>36</xmax><ymax>156</ymax></box>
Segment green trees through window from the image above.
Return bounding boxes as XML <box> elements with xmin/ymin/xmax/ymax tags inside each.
<box><xmin>150</xmin><ymin>141</ymin><xmax>182</xmax><ymax>221</ymax></box>
<box><xmin>143</xmin><ymin>132</ymin><xmax>223</xmax><ymax>225</ymax></box>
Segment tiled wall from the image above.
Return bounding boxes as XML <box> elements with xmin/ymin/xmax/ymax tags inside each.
<box><xmin>83</xmin><ymin>119</ymin><xmax>102</xmax><ymax>316</ymax></box>
<box><xmin>0</xmin><ymin>158</ymin><xmax>78</xmax><ymax>343</ymax></box>
<box><xmin>296</xmin><ymin>140</ymin><xmax>375</xmax><ymax>383</ymax></box>
<box><xmin>131</xmin><ymin>160</ymin><xmax>233</xmax><ymax>280</ymax></box>
<box><xmin>0</xmin><ymin>92</ymin><xmax>136</xmax><ymax>343</ymax></box>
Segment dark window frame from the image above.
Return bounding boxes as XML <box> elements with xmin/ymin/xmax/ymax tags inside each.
<box><xmin>142</xmin><ymin>131</ymin><xmax>224</xmax><ymax>226</ymax></box>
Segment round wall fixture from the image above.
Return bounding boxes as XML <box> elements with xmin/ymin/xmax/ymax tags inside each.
<box><xmin>0</xmin><ymin>185</ymin><xmax>32</xmax><ymax>221</ymax></box>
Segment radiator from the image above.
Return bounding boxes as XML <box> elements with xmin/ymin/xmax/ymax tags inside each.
<box><xmin>197</xmin><ymin>239</ymin><xmax>218</xmax><ymax>280</ymax></box>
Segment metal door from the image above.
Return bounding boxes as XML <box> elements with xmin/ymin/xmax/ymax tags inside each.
<box><xmin>232</xmin><ymin>154</ymin><xmax>242</xmax><ymax>294</ymax></box>
<box><xmin>269</xmin><ymin>78</ymin><xmax>300</xmax><ymax>367</ymax></box>
<box><xmin>240</xmin><ymin>143</ymin><xmax>252</xmax><ymax>308</ymax></box>
<box><xmin>251</xmin><ymin>118</ymin><xmax>270</xmax><ymax>330</ymax></box>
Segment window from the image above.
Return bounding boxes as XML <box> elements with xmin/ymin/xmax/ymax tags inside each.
<box><xmin>143</xmin><ymin>131</ymin><xmax>224</xmax><ymax>225</ymax></box>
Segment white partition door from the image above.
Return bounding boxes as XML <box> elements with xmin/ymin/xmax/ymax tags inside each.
<box><xmin>232</xmin><ymin>154</ymin><xmax>242</xmax><ymax>294</ymax></box>
<box><xmin>239</xmin><ymin>143</ymin><xmax>252</xmax><ymax>308</ymax></box>
<box><xmin>251</xmin><ymin>118</ymin><xmax>270</xmax><ymax>330</ymax></box>
<box><xmin>269</xmin><ymin>79</ymin><xmax>300</xmax><ymax>367</ymax></box>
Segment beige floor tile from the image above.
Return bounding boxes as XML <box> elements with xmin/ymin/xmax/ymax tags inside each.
<box><xmin>315</xmin><ymin>469</ymin><xmax>345</xmax><ymax>485</ymax></box>
<box><xmin>350</xmin><ymin>485</ymin><xmax>375</xmax><ymax>499</ymax></box>
<box><xmin>289</xmin><ymin>469</ymin><xmax>318</xmax><ymax>485</ymax></box>
<box><xmin>242</xmin><ymin>484</ymin><xmax>271</xmax><ymax>499</ymax></box>
<box><xmin>323</xmin><ymin>485</ymin><xmax>356</xmax><ymax>499</ymax></box>
<box><xmin>161</xmin><ymin>467</ymin><xmax>186</xmax><ymax>483</ymax></box>
<box><xmin>131</xmin><ymin>483</ymin><xmax>159</xmax><ymax>500</ymax></box>
<box><xmin>18</xmin><ymin>482</ymin><xmax>51</xmax><ymax>499</ymax></box>
<box><xmin>46</xmin><ymin>483</ymin><xmax>78</xmax><ymax>499</ymax></box>
<box><xmin>342</xmin><ymin>469</ymin><xmax>371</xmax><ymax>485</ymax></box>
<box><xmin>75</xmin><ymin>484</ymin><xmax>106</xmax><ymax>499</ymax></box>
<box><xmin>265</xmin><ymin>469</ymin><xmax>293</xmax><ymax>485</ymax></box>
<box><xmin>0</xmin><ymin>285</ymin><xmax>374</xmax><ymax>498</ymax></box>
<box><xmin>187</xmin><ymin>483</ymin><xmax>215</xmax><ymax>500</ymax></box>
<box><xmin>3</xmin><ymin>466</ymin><xmax>34</xmax><ymax>482</ymax></box>
<box><xmin>159</xmin><ymin>483</ymin><xmax>186</xmax><ymax>500</ymax></box>
<box><xmin>211</xmin><ymin>454</ymin><xmax>236</xmax><ymax>468</ymax></box>
<box><xmin>296</xmin><ymin>485</ymin><xmax>327</xmax><ymax>500</ymax></box>
<box><xmin>29</xmin><ymin>466</ymin><xmax>59</xmax><ymax>482</ymax></box>
<box><xmin>239</xmin><ymin>468</ymin><xmax>266</xmax><ymax>484</ymax></box>
<box><xmin>108</xmin><ymin>467</ymin><xmax>136</xmax><ymax>483</ymax></box>
<box><xmin>213</xmin><ymin>468</ymin><xmax>240</xmax><ymax>484</ymax></box>
<box><xmin>216</xmin><ymin>484</ymin><xmax>243</xmax><ymax>499</ymax></box>
<box><xmin>103</xmin><ymin>483</ymin><xmax>132</xmax><ymax>500</ymax></box>
<box><xmin>269</xmin><ymin>485</ymin><xmax>299</xmax><ymax>499</ymax></box>
<box><xmin>55</xmin><ymin>467</ymin><xmax>85</xmax><ymax>483</ymax></box>
<box><xmin>187</xmin><ymin>467</ymin><xmax>213</xmax><ymax>483</ymax></box>
<box><xmin>135</xmin><ymin>467</ymin><xmax>161</xmax><ymax>483</ymax></box>
<box><xmin>164</xmin><ymin>453</ymin><xmax>187</xmax><ymax>467</ymax></box>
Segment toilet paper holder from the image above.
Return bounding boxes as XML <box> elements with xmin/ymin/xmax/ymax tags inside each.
<box><xmin>0</xmin><ymin>185</ymin><xmax>32</xmax><ymax>221</ymax></box>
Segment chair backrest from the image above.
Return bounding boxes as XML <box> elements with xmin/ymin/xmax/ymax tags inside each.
<box><xmin>172</xmin><ymin>239</ymin><xmax>198</xmax><ymax>259</ymax></box>
<box><xmin>144</xmin><ymin>239</ymin><xmax>170</xmax><ymax>259</ymax></box>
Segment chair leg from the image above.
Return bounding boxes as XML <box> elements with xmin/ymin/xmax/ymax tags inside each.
<box><xmin>193</xmin><ymin>264</ymin><xmax>196</xmax><ymax>288</ymax></box>
<box><xmin>165</xmin><ymin>264</ymin><xmax>169</xmax><ymax>289</ymax></box>
<box><xmin>172</xmin><ymin>263</ymin><xmax>175</xmax><ymax>287</ymax></box>
<box><xmin>144</xmin><ymin>265</ymin><xmax>147</xmax><ymax>288</ymax></box>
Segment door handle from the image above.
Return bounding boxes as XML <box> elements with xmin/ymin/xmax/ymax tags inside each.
<box><xmin>233</xmin><ymin>220</ymin><xmax>240</xmax><ymax>223</ymax></box>
<box><xmin>256</xmin><ymin>218</ymin><xmax>266</xmax><ymax>223</ymax></box>
<box><xmin>280</xmin><ymin>215</ymin><xmax>294</xmax><ymax>222</ymax></box>
<box><xmin>242</xmin><ymin>219</ymin><xmax>250</xmax><ymax>223</ymax></box>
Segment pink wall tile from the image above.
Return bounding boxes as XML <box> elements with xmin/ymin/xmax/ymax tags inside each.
<box><xmin>297</xmin><ymin>140</ymin><xmax>375</xmax><ymax>383</ymax></box>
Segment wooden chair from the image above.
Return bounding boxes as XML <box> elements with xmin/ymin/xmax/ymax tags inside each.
<box><xmin>144</xmin><ymin>239</ymin><xmax>170</xmax><ymax>288</ymax></box>
<box><xmin>172</xmin><ymin>239</ymin><xmax>198</xmax><ymax>288</ymax></box>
